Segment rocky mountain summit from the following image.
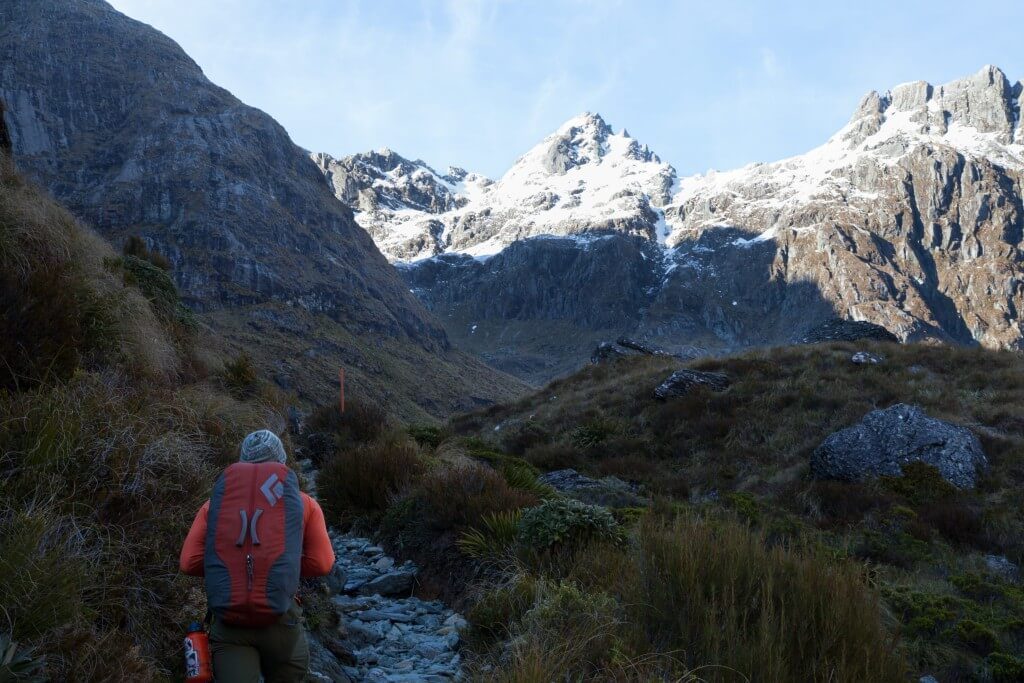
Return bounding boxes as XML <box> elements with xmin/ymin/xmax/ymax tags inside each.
<box><xmin>320</xmin><ymin>67</ymin><xmax>1024</xmax><ymax>384</ymax></box>
<box><xmin>316</xmin><ymin>112</ymin><xmax>675</xmax><ymax>261</ymax></box>
<box><xmin>0</xmin><ymin>0</ymin><xmax>523</xmax><ymax>418</ymax></box>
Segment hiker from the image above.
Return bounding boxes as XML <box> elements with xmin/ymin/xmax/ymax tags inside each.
<box><xmin>180</xmin><ymin>430</ymin><xmax>335</xmax><ymax>683</ymax></box>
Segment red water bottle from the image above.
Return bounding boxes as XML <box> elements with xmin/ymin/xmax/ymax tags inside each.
<box><xmin>184</xmin><ymin>621</ymin><xmax>214</xmax><ymax>683</ymax></box>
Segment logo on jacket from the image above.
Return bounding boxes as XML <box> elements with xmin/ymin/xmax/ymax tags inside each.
<box><xmin>260</xmin><ymin>473</ymin><xmax>285</xmax><ymax>506</ymax></box>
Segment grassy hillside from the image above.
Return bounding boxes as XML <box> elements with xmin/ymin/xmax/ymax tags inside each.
<box><xmin>0</xmin><ymin>154</ymin><xmax>293</xmax><ymax>680</ymax></box>
<box><xmin>314</xmin><ymin>340</ymin><xmax>1024</xmax><ymax>682</ymax></box>
<box><xmin>206</xmin><ymin>305</ymin><xmax>527</xmax><ymax>424</ymax></box>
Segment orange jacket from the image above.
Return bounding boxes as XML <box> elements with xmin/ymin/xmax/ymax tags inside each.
<box><xmin>180</xmin><ymin>491</ymin><xmax>335</xmax><ymax>577</ymax></box>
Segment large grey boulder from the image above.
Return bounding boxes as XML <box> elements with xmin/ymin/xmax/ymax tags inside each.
<box><xmin>811</xmin><ymin>404</ymin><xmax>988</xmax><ymax>489</ymax></box>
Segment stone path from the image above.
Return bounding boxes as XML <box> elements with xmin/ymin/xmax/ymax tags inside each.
<box><xmin>300</xmin><ymin>460</ymin><xmax>466</xmax><ymax>683</ymax></box>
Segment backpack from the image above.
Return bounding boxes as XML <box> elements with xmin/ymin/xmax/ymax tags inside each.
<box><xmin>203</xmin><ymin>462</ymin><xmax>304</xmax><ymax>626</ymax></box>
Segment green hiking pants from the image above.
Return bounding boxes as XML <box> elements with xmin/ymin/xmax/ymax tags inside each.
<box><xmin>209</xmin><ymin>601</ymin><xmax>309</xmax><ymax>683</ymax></box>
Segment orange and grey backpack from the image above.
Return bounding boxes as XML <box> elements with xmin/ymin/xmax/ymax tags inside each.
<box><xmin>203</xmin><ymin>462</ymin><xmax>304</xmax><ymax>626</ymax></box>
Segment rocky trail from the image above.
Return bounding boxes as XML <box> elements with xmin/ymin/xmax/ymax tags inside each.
<box><xmin>299</xmin><ymin>459</ymin><xmax>467</xmax><ymax>683</ymax></box>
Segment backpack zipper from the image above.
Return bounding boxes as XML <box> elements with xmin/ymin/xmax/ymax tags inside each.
<box><xmin>246</xmin><ymin>466</ymin><xmax>257</xmax><ymax>594</ymax></box>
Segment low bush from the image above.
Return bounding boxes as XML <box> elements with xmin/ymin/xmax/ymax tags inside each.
<box><xmin>408</xmin><ymin>424</ymin><xmax>447</xmax><ymax>449</ymax></box>
<box><xmin>417</xmin><ymin>463</ymin><xmax>536</xmax><ymax>531</ymax></box>
<box><xmin>306</xmin><ymin>400</ymin><xmax>389</xmax><ymax>448</ymax></box>
<box><xmin>569</xmin><ymin>418</ymin><xmax>621</xmax><ymax>450</ymax></box>
<box><xmin>514</xmin><ymin>580</ymin><xmax>620</xmax><ymax>670</ymax></box>
<box><xmin>921</xmin><ymin>500</ymin><xmax>986</xmax><ymax>548</ymax></box>
<box><xmin>955</xmin><ymin>619</ymin><xmax>999</xmax><ymax>655</ymax></box>
<box><xmin>990</xmin><ymin>652</ymin><xmax>1024</xmax><ymax>682</ymax></box>
<box><xmin>517</xmin><ymin>498</ymin><xmax>620</xmax><ymax>553</ymax></box>
<box><xmin>318</xmin><ymin>440</ymin><xmax>423</xmax><ymax>524</ymax></box>
<box><xmin>122</xmin><ymin>234</ymin><xmax>170</xmax><ymax>271</ymax></box>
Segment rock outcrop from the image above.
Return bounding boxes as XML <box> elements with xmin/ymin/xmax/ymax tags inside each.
<box><xmin>653</xmin><ymin>369</ymin><xmax>731</xmax><ymax>400</ymax></box>
<box><xmin>810</xmin><ymin>403</ymin><xmax>988</xmax><ymax>489</ymax></box>
<box><xmin>538</xmin><ymin>469</ymin><xmax>647</xmax><ymax>507</ymax></box>
<box><xmin>801</xmin><ymin>319</ymin><xmax>900</xmax><ymax>344</ymax></box>
<box><xmin>0</xmin><ymin>99</ymin><xmax>10</xmax><ymax>153</ymax></box>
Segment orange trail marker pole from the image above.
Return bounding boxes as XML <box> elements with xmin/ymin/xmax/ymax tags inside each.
<box><xmin>339</xmin><ymin>367</ymin><xmax>346</xmax><ymax>415</ymax></box>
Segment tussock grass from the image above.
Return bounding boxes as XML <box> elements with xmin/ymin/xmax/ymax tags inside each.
<box><xmin>0</xmin><ymin>156</ymin><xmax>179</xmax><ymax>389</ymax></box>
<box><xmin>468</xmin><ymin>513</ymin><xmax>905</xmax><ymax>682</ymax></box>
<box><xmin>0</xmin><ymin>155</ymin><xmax>283</xmax><ymax>680</ymax></box>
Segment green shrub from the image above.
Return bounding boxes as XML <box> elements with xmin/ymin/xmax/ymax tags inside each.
<box><xmin>989</xmin><ymin>652</ymin><xmax>1024</xmax><ymax>682</ymax></box>
<box><xmin>724</xmin><ymin>491</ymin><xmax>760</xmax><ymax>523</ymax></box>
<box><xmin>457</xmin><ymin>510</ymin><xmax>523</xmax><ymax>559</ymax></box>
<box><xmin>407</xmin><ymin>424</ymin><xmax>447</xmax><ymax>449</ymax></box>
<box><xmin>517</xmin><ymin>498</ymin><xmax>621</xmax><ymax>552</ymax></box>
<box><xmin>955</xmin><ymin>619</ymin><xmax>999</xmax><ymax>655</ymax></box>
<box><xmin>122</xmin><ymin>235</ymin><xmax>170</xmax><ymax>271</ymax></box>
<box><xmin>569</xmin><ymin>418</ymin><xmax>621</xmax><ymax>450</ymax></box>
<box><xmin>518</xmin><ymin>581</ymin><xmax>620</xmax><ymax>664</ymax></box>
<box><xmin>116</xmin><ymin>255</ymin><xmax>178</xmax><ymax>318</ymax></box>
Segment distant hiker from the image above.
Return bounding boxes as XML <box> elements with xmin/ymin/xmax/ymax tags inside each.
<box><xmin>180</xmin><ymin>430</ymin><xmax>335</xmax><ymax>683</ymax></box>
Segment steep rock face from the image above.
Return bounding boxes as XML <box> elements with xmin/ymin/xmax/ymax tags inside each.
<box><xmin>0</xmin><ymin>0</ymin><xmax>527</xmax><ymax>418</ymax></box>
<box><xmin>312</xmin><ymin>149</ymin><xmax>466</xmax><ymax>261</ymax></box>
<box><xmin>0</xmin><ymin>0</ymin><xmax>442</xmax><ymax>344</ymax></box>
<box><xmin>667</xmin><ymin>65</ymin><xmax>1024</xmax><ymax>349</ymax></box>
<box><xmin>328</xmin><ymin>68</ymin><xmax>1024</xmax><ymax>384</ymax></box>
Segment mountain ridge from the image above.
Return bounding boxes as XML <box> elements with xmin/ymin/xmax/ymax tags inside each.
<box><xmin>315</xmin><ymin>66</ymin><xmax>1024</xmax><ymax>383</ymax></box>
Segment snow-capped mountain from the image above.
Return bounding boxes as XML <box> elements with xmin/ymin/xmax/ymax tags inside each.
<box><xmin>315</xmin><ymin>113</ymin><xmax>676</xmax><ymax>261</ymax></box>
<box><xmin>667</xmin><ymin>64</ymin><xmax>1023</xmax><ymax>243</ymax></box>
<box><xmin>316</xmin><ymin>67</ymin><xmax>1024</xmax><ymax>383</ymax></box>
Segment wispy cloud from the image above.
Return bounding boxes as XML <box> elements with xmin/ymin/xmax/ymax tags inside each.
<box><xmin>109</xmin><ymin>0</ymin><xmax>1024</xmax><ymax>178</ymax></box>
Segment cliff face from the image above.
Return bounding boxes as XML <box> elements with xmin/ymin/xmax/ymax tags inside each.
<box><xmin>0</xmin><ymin>0</ymin><xmax>444</xmax><ymax>343</ymax></box>
<box><xmin>668</xmin><ymin>66</ymin><xmax>1024</xmax><ymax>350</ymax></box>
<box><xmin>0</xmin><ymin>0</ymin><xmax>525</xmax><ymax>417</ymax></box>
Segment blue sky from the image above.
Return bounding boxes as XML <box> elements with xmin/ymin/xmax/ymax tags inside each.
<box><xmin>109</xmin><ymin>0</ymin><xmax>1024</xmax><ymax>178</ymax></box>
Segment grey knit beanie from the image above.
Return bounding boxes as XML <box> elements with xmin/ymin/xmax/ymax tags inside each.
<box><xmin>239</xmin><ymin>430</ymin><xmax>287</xmax><ymax>464</ymax></box>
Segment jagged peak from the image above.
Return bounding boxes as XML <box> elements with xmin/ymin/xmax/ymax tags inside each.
<box><xmin>555</xmin><ymin>111</ymin><xmax>612</xmax><ymax>136</ymax></box>
<box><xmin>844</xmin><ymin>65</ymin><xmax>1022</xmax><ymax>147</ymax></box>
